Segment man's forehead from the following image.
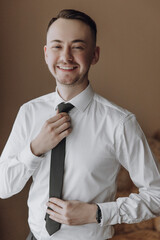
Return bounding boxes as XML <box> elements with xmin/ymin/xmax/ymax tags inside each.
<box><xmin>47</xmin><ymin>18</ymin><xmax>92</xmax><ymax>41</ymax></box>
<box><xmin>48</xmin><ymin>18</ymin><xmax>89</xmax><ymax>30</ymax></box>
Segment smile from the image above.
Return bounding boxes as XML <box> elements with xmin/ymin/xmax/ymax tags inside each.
<box><xmin>57</xmin><ymin>66</ymin><xmax>78</xmax><ymax>70</ymax></box>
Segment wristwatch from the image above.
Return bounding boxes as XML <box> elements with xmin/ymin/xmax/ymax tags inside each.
<box><xmin>96</xmin><ymin>204</ymin><xmax>102</xmax><ymax>224</ymax></box>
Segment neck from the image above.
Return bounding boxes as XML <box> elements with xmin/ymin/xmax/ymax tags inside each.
<box><xmin>57</xmin><ymin>81</ymin><xmax>89</xmax><ymax>101</ymax></box>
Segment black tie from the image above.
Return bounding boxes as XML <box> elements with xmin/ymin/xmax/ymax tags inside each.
<box><xmin>46</xmin><ymin>102</ymin><xmax>74</xmax><ymax>236</ymax></box>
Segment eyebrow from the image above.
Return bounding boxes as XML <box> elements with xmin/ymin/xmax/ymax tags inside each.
<box><xmin>50</xmin><ymin>39</ymin><xmax>87</xmax><ymax>44</ymax></box>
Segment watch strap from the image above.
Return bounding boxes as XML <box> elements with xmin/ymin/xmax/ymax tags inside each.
<box><xmin>96</xmin><ymin>204</ymin><xmax>102</xmax><ymax>224</ymax></box>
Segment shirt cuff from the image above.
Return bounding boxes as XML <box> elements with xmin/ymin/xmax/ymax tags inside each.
<box><xmin>18</xmin><ymin>143</ymin><xmax>44</xmax><ymax>170</ymax></box>
<box><xmin>97</xmin><ymin>202</ymin><xmax>120</xmax><ymax>226</ymax></box>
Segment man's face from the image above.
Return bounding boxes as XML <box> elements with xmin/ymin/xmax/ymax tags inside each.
<box><xmin>44</xmin><ymin>18</ymin><xmax>99</xmax><ymax>87</ymax></box>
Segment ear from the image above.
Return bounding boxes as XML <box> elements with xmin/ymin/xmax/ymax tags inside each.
<box><xmin>44</xmin><ymin>45</ymin><xmax>48</xmax><ymax>64</ymax></box>
<box><xmin>91</xmin><ymin>46</ymin><xmax>100</xmax><ymax>65</ymax></box>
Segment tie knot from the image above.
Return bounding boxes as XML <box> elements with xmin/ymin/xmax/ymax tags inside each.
<box><xmin>58</xmin><ymin>102</ymin><xmax>74</xmax><ymax>113</ymax></box>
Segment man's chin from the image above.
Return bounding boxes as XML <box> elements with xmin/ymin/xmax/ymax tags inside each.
<box><xmin>57</xmin><ymin>78</ymin><xmax>79</xmax><ymax>86</ymax></box>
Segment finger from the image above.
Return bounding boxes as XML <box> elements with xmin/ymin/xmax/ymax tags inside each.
<box><xmin>49</xmin><ymin>212</ymin><xmax>74</xmax><ymax>226</ymax></box>
<box><xmin>56</xmin><ymin>121</ymin><xmax>71</xmax><ymax>135</ymax></box>
<box><xmin>47</xmin><ymin>209</ymin><xmax>70</xmax><ymax>225</ymax></box>
<box><xmin>46</xmin><ymin>202</ymin><xmax>63</xmax><ymax>215</ymax></box>
<box><xmin>47</xmin><ymin>112</ymin><xmax>68</xmax><ymax>124</ymax></box>
<box><xmin>57</xmin><ymin>128</ymin><xmax>72</xmax><ymax>142</ymax></box>
<box><xmin>49</xmin><ymin>198</ymin><xmax>66</xmax><ymax>208</ymax></box>
<box><xmin>49</xmin><ymin>214</ymin><xmax>67</xmax><ymax>225</ymax></box>
<box><xmin>46</xmin><ymin>208</ymin><xmax>62</xmax><ymax>220</ymax></box>
<box><xmin>53</xmin><ymin>115</ymin><xmax>71</xmax><ymax>130</ymax></box>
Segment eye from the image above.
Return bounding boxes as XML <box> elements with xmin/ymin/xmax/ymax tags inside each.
<box><xmin>73</xmin><ymin>46</ymin><xmax>84</xmax><ymax>50</ymax></box>
<box><xmin>52</xmin><ymin>45</ymin><xmax>62</xmax><ymax>49</ymax></box>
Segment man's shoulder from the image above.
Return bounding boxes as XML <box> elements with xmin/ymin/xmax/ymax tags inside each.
<box><xmin>21</xmin><ymin>92</ymin><xmax>56</xmax><ymax>108</ymax></box>
<box><xmin>93</xmin><ymin>93</ymin><xmax>133</xmax><ymax>121</ymax></box>
<box><xmin>28</xmin><ymin>92</ymin><xmax>56</xmax><ymax>104</ymax></box>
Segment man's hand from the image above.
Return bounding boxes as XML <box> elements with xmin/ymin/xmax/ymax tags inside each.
<box><xmin>46</xmin><ymin>198</ymin><xmax>97</xmax><ymax>225</ymax></box>
<box><xmin>31</xmin><ymin>113</ymin><xmax>72</xmax><ymax>156</ymax></box>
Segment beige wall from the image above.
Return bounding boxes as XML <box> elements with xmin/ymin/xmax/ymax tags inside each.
<box><xmin>0</xmin><ymin>1</ymin><xmax>160</xmax><ymax>239</ymax></box>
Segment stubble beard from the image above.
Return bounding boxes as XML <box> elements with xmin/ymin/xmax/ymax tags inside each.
<box><xmin>56</xmin><ymin>70</ymin><xmax>89</xmax><ymax>88</ymax></box>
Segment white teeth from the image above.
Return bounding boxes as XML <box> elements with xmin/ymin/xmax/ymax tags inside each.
<box><xmin>58</xmin><ymin>66</ymin><xmax>76</xmax><ymax>70</ymax></box>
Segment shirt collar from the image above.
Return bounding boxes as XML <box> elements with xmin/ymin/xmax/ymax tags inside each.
<box><xmin>55</xmin><ymin>84</ymin><xmax>94</xmax><ymax>112</ymax></box>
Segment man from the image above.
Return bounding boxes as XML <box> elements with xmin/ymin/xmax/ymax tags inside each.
<box><xmin>0</xmin><ymin>9</ymin><xmax>160</xmax><ymax>240</ymax></box>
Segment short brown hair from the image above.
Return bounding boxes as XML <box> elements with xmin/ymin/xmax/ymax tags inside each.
<box><xmin>47</xmin><ymin>9</ymin><xmax>97</xmax><ymax>43</ymax></box>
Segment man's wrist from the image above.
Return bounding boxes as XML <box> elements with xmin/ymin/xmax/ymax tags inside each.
<box><xmin>30</xmin><ymin>140</ymin><xmax>43</xmax><ymax>157</ymax></box>
<box><xmin>87</xmin><ymin>203</ymin><xmax>97</xmax><ymax>223</ymax></box>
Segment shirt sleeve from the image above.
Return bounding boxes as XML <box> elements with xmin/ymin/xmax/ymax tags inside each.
<box><xmin>0</xmin><ymin>105</ymin><xmax>43</xmax><ymax>199</ymax></box>
<box><xmin>98</xmin><ymin>114</ymin><xmax>160</xmax><ymax>226</ymax></box>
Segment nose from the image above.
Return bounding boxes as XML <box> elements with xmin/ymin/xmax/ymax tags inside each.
<box><xmin>61</xmin><ymin>46</ymin><xmax>73</xmax><ymax>62</ymax></box>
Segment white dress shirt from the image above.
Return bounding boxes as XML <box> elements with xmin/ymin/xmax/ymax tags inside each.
<box><xmin>0</xmin><ymin>84</ymin><xmax>160</xmax><ymax>240</ymax></box>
